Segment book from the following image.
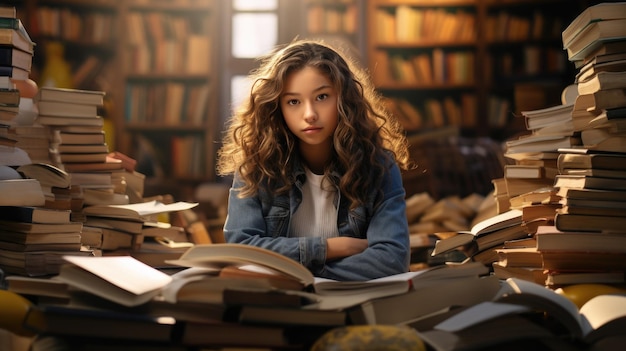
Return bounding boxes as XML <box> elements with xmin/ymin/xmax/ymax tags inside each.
<box><xmin>416</xmin><ymin>308</ymin><xmax>563</xmax><ymax>351</ymax></box>
<box><xmin>53</xmin><ymin>143</ymin><xmax>109</xmax><ymax>154</ymax></box>
<box><xmin>505</xmin><ymin>134</ymin><xmax>582</xmax><ymax>154</ymax></box>
<box><xmin>0</xmin><ymin>231</ymin><xmax>81</xmax><ymax>246</ymax></box>
<box><xmin>0</xmin><ymin>178</ymin><xmax>45</xmax><ymax>206</ymax></box>
<box><xmin>559</xmin><ymin>203</ymin><xmax>626</xmax><ymax>217</ymax></box>
<box><xmin>16</xmin><ymin>162</ymin><xmax>71</xmax><ymax>189</ymax></box>
<box><xmin>558</xmin><ymin>152</ymin><xmax>626</xmax><ymax>171</ymax></box>
<box><xmin>553</xmin><ymin>174</ymin><xmax>626</xmax><ymax>191</ymax></box>
<box><xmin>520</xmin><ymin>102</ymin><xmax>574</xmax><ymax>131</ymax></box>
<box><xmin>56</xmin><ymin>152</ymin><xmax>108</xmax><ymax>164</ymax></box>
<box><xmin>0</xmin><ymin>87</ymin><xmax>19</xmax><ymax>106</ymax></box>
<box><xmin>0</xmin><ymin>46</ymin><xmax>32</xmax><ymax>71</ymax></box>
<box><xmin>61</xmin><ymin>158</ymin><xmax>124</xmax><ymax>172</ymax></box>
<box><xmin>230</xmin><ymin>304</ymin><xmax>347</xmax><ymax>327</ymax></box>
<box><xmin>57</xmin><ymin>255</ymin><xmax>174</xmax><ymax>307</ymax></box>
<box><xmin>347</xmin><ymin>275</ymin><xmax>501</xmax><ymax>325</ymax></box>
<box><xmin>0</xmin><ymin>23</ymin><xmax>33</xmax><ymax>54</ymax></box>
<box><xmin>0</xmin><ymin>247</ymin><xmax>96</xmax><ymax>277</ymax></box>
<box><xmin>557</xmin><ymin>187</ymin><xmax>626</xmax><ymax>202</ymax></box>
<box><xmin>34</xmin><ymin>87</ymin><xmax>105</xmax><ymax>106</ymax></box>
<box><xmin>534</xmin><ymin>225</ymin><xmax>626</xmax><ymax>252</ymax></box>
<box><xmin>0</xmin><ymin>219</ymin><xmax>82</xmax><ymax>234</ymax></box>
<box><xmin>503</xmin><ymin>164</ymin><xmax>546</xmax><ymax>179</ymax></box>
<box><xmin>36</xmin><ymin>100</ymin><xmax>99</xmax><ymax>118</ymax></box>
<box><xmin>5</xmin><ymin>275</ymin><xmax>71</xmax><ymax>299</ymax></box>
<box><xmin>84</xmin><ymin>216</ymin><xmax>144</xmax><ymax>235</ymax></box>
<box><xmin>492</xmin><ymin>278</ymin><xmax>626</xmax><ymax>344</ymax></box>
<box><xmin>578</xmin><ymin>70</ymin><xmax>626</xmax><ymax>95</ymax></box>
<box><xmin>574</xmin><ymin>87</ymin><xmax>626</xmax><ymax>112</ymax></box>
<box><xmin>51</xmin><ymin>129</ymin><xmax>106</xmax><ymax>144</ymax></box>
<box><xmin>22</xmin><ymin>304</ymin><xmax>176</xmax><ymax>342</ymax></box>
<box><xmin>576</xmin><ymin>58</ymin><xmax>626</xmax><ymax>83</ymax></box>
<box><xmin>0</xmin><ymin>205</ymin><xmax>70</xmax><ymax>224</ymax></box>
<box><xmin>555</xmin><ymin>212</ymin><xmax>626</xmax><ymax>233</ymax></box>
<box><xmin>566</xmin><ymin>18</ymin><xmax>626</xmax><ymax>61</ymax></box>
<box><xmin>159</xmin><ymin>266</ymin><xmax>311</xmax><ymax>306</ymax></box>
<box><xmin>431</xmin><ymin>209</ymin><xmax>524</xmax><ymax>256</ymax></box>
<box><xmin>35</xmin><ymin>115</ymin><xmax>104</xmax><ymax>127</ymax></box>
<box><xmin>545</xmin><ymin>271</ymin><xmax>626</xmax><ymax>286</ymax></box>
<box><xmin>82</xmin><ymin>200</ymin><xmax>199</xmax><ymax>222</ymax></box>
<box><xmin>0</xmin><ymin>65</ymin><xmax>29</xmax><ymax>80</ymax></box>
<box><xmin>496</xmin><ymin>247</ymin><xmax>626</xmax><ymax>271</ymax></box>
<box><xmin>563</xmin><ymin>2</ymin><xmax>626</xmax><ymax>48</ymax></box>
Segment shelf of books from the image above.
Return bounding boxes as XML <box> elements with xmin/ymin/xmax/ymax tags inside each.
<box><xmin>117</xmin><ymin>0</ymin><xmax>217</xmax><ymax>181</ymax></box>
<box><xmin>23</xmin><ymin>0</ymin><xmax>118</xmax><ymax>91</ymax></box>
<box><xmin>366</xmin><ymin>0</ymin><xmax>582</xmax><ymax>141</ymax></box>
<box><xmin>302</xmin><ymin>0</ymin><xmax>366</xmax><ymax>60</ymax></box>
<box><xmin>366</xmin><ymin>0</ymin><xmax>479</xmax><ymax>136</ymax></box>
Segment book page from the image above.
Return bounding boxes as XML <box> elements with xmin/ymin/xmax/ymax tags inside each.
<box><xmin>62</xmin><ymin>255</ymin><xmax>172</xmax><ymax>295</ymax></box>
<box><xmin>579</xmin><ymin>294</ymin><xmax>626</xmax><ymax>337</ymax></box>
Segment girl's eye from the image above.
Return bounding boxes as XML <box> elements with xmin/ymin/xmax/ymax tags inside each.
<box><xmin>287</xmin><ymin>99</ymin><xmax>299</xmax><ymax>106</ymax></box>
<box><xmin>317</xmin><ymin>93</ymin><xmax>328</xmax><ymax>101</ymax></box>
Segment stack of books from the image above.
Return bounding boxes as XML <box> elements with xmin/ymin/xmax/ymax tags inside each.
<box><xmin>80</xmin><ymin>200</ymin><xmax>198</xmax><ymax>267</ymax></box>
<box><xmin>33</xmin><ymin>87</ymin><xmax>129</xmax><ymax>207</ymax></box>
<box><xmin>0</xmin><ymin>163</ymin><xmax>95</xmax><ymax>277</ymax></box>
<box><xmin>491</xmin><ymin>2</ymin><xmax>626</xmax><ymax>290</ymax></box>
<box><xmin>0</xmin><ymin>6</ymin><xmax>35</xmax><ymax>81</ymax></box>
<box><xmin>6</xmin><ymin>244</ymin><xmax>500</xmax><ymax>349</ymax></box>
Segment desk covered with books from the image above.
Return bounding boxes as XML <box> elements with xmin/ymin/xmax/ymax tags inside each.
<box><xmin>2</xmin><ymin>243</ymin><xmax>626</xmax><ymax>351</ymax></box>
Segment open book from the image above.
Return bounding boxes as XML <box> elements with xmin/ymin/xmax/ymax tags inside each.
<box><xmin>418</xmin><ymin>277</ymin><xmax>626</xmax><ymax>350</ymax></box>
<box><xmin>58</xmin><ymin>243</ymin><xmax>488</xmax><ymax>309</ymax></box>
<box><xmin>82</xmin><ymin>200</ymin><xmax>199</xmax><ymax>222</ymax></box>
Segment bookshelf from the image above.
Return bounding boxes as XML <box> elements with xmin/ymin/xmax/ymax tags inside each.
<box><xmin>116</xmin><ymin>0</ymin><xmax>218</xmax><ymax>184</ymax></box>
<box><xmin>18</xmin><ymin>0</ymin><xmax>219</xmax><ymax>190</ymax></box>
<box><xmin>366</xmin><ymin>0</ymin><xmax>580</xmax><ymax>141</ymax></box>
<box><xmin>301</xmin><ymin>0</ymin><xmax>366</xmax><ymax>60</ymax></box>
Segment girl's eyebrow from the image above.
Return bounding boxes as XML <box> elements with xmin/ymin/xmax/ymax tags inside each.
<box><xmin>282</xmin><ymin>85</ymin><xmax>332</xmax><ymax>97</ymax></box>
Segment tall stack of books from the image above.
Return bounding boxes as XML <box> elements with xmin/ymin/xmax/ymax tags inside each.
<box><xmin>0</xmin><ymin>6</ymin><xmax>50</xmax><ymax>165</ymax></box>
<box><xmin>492</xmin><ymin>2</ymin><xmax>626</xmax><ymax>289</ymax></box>
<box><xmin>33</xmin><ymin>87</ymin><xmax>129</xmax><ymax>207</ymax></box>
<box><xmin>557</xmin><ymin>2</ymin><xmax>626</xmax><ymax>236</ymax></box>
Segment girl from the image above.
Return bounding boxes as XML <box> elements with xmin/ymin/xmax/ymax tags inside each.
<box><xmin>217</xmin><ymin>39</ymin><xmax>413</xmax><ymax>281</ymax></box>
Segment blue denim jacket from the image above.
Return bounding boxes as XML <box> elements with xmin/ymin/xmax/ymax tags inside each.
<box><xmin>223</xmin><ymin>156</ymin><xmax>410</xmax><ymax>281</ymax></box>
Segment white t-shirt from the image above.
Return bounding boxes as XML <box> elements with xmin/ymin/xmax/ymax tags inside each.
<box><xmin>290</xmin><ymin>167</ymin><xmax>339</xmax><ymax>238</ymax></box>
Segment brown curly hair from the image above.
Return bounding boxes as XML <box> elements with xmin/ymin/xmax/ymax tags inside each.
<box><xmin>217</xmin><ymin>39</ymin><xmax>411</xmax><ymax>208</ymax></box>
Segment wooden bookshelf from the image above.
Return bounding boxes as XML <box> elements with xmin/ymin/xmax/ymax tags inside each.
<box><xmin>366</xmin><ymin>0</ymin><xmax>580</xmax><ymax>141</ymax></box>
<box><xmin>18</xmin><ymin>0</ymin><xmax>219</xmax><ymax>189</ymax></box>
<box><xmin>116</xmin><ymin>0</ymin><xmax>218</xmax><ymax>183</ymax></box>
<box><xmin>300</xmin><ymin>0</ymin><xmax>366</xmax><ymax>60</ymax></box>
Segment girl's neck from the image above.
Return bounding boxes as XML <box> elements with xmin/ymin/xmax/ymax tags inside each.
<box><xmin>299</xmin><ymin>143</ymin><xmax>332</xmax><ymax>175</ymax></box>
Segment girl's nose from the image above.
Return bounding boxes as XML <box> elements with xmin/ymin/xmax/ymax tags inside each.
<box><xmin>303</xmin><ymin>102</ymin><xmax>318</xmax><ymax>123</ymax></box>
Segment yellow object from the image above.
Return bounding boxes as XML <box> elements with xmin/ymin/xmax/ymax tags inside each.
<box><xmin>311</xmin><ymin>325</ymin><xmax>426</xmax><ymax>351</ymax></box>
<box><xmin>0</xmin><ymin>290</ymin><xmax>44</xmax><ymax>337</ymax></box>
<box><xmin>39</xmin><ymin>42</ymin><xmax>73</xmax><ymax>89</ymax></box>
<box><xmin>555</xmin><ymin>284</ymin><xmax>626</xmax><ymax>309</ymax></box>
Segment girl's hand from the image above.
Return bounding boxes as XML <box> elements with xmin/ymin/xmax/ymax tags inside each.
<box><xmin>326</xmin><ymin>237</ymin><xmax>368</xmax><ymax>261</ymax></box>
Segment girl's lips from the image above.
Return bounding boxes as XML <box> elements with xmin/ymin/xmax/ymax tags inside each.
<box><xmin>303</xmin><ymin>127</ymin><xmax>322</xmax><ymax>133</ymax></box>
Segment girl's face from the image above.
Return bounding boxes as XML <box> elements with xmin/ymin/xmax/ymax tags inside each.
<box><xmin>280</xmin><ymin>66</ymin><xmax>339</xmax><ymax>155</ymax></box>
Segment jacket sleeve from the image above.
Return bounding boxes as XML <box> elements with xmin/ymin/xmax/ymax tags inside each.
<box><xmin>315</xmin><ymin>163</ymin><xmax>411</xmax><ymax>281</ymax></box>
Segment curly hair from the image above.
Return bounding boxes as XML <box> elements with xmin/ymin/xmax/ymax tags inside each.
<box><xmin>217</xmin><ymin>39</ymin><xmax>411</xmax><ymax>208</ymax></box>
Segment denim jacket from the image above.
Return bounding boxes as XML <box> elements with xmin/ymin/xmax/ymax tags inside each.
<box><xmin>223</xmin><ymin>156</ymin><xmax>410</xmax><ymax>281</ymax></box>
